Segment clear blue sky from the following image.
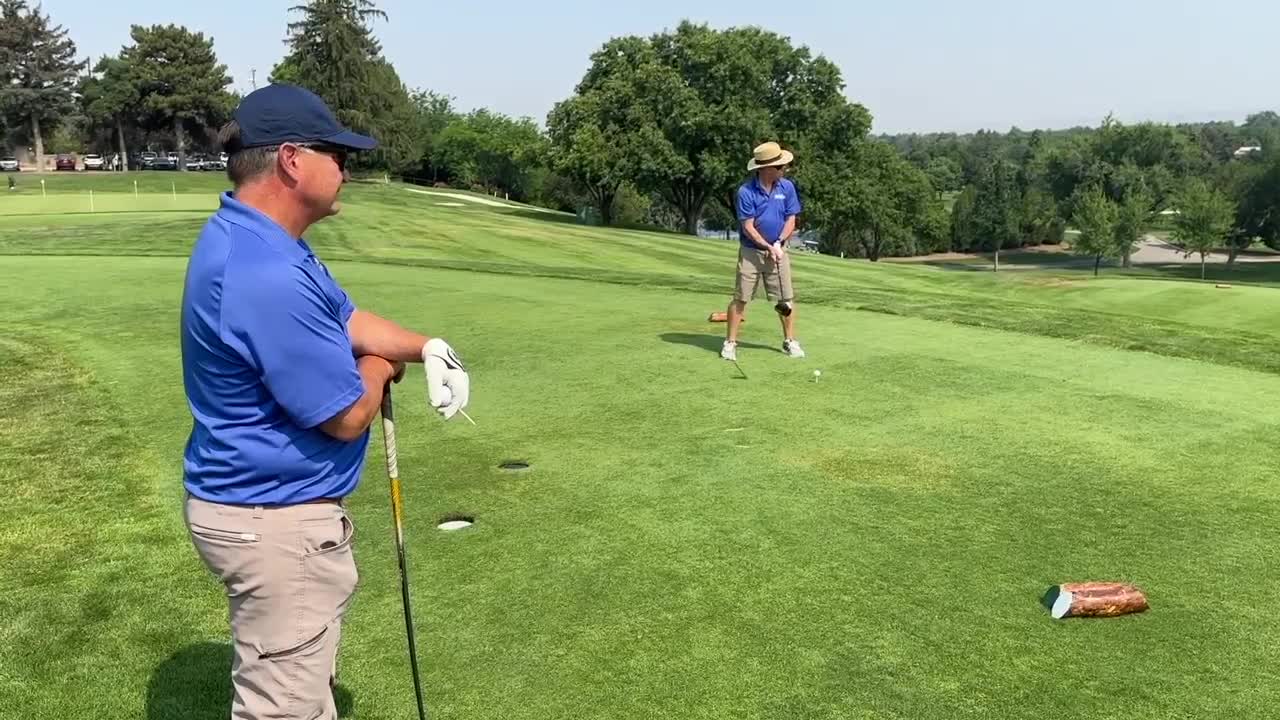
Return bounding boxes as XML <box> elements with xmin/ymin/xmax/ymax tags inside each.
<box><xmin>46</xmin><ymin>0</ymin><xmax>1280</xmax><ymax>134</ymax></box>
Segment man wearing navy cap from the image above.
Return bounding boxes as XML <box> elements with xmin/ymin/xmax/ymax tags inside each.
<box><xmin>180</xmin><ymin>84</ymin><xmax>470</xmax><ymax>720</ymax></box>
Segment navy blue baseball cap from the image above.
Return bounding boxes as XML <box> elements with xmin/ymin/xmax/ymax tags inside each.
<box><xmin>232</xmin><ymin>83</ymin><xmax>377</xmax><ymax>151</ymax></box>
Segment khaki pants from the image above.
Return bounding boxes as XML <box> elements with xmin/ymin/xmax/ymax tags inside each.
<box><xmin>185</xmin><ymin>493</ymin><xmax>359</xmax><ymax>720</ymax></box>
<box><xmin>734</xmin><ymin>246</ymin><xmax>794</xmax><ymax>303</ymax></box>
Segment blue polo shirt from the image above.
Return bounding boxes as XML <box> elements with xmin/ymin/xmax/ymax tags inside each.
<box><xmin>180</xmin><ymin>191</ymin><xmax>368</xmax><ymax>506</ymax></box>
<box><xmin>736</xmin><ymin>176</ymin><xmax>801</xmax><ymax>249</ymax></box>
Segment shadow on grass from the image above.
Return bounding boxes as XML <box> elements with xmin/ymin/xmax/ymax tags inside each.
<box><xmin>1126</xmin><ymin>262</ymin><xmax>1280</xmax><ymax>286</ymax></box>
<box><xmin>147</xmin><ymin>642</ymin><xmax>354</xmax><ymax>719</ymax></box>
<box><xmin>660</xmin><ymin>332</ymin><xmax>776</xmax><ymax>355</ymax></box>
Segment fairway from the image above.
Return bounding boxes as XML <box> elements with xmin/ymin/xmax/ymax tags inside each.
<box><xmin>3</xmin><ymin>174</ymin><xmax>1280</xmax><ymax>719</ymax></box>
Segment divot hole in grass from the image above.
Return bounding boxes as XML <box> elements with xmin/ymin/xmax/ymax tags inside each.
<box><xmin>437</xmin><ymin>514</ymin><xmax>475</xmax><ymax>531</ymax></box>
<box><xmin>499</xmin><ymin>460</ymin><xmax>530</xmax><ymax>472</ymax></box>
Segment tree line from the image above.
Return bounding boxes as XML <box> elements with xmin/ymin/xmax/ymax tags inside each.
<box><xmin>0</xmin><ymin>0</ymin><xmax>234</xmax><ymax>172</ymax></box>
<box><xmin>3</xmin><ymin>0</ymin><xmax>1279</xmax><ymax>269</ymax></box>
<box><xmin>890</xmin><ymin>113</ymin><xmax>1280</xmax><ymax>272</ymax></box>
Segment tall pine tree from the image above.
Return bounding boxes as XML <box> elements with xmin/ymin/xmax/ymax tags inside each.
<box><xmin>272</xmin><ymin>0</ymin><xmax>417</xmax><ymax>170</ymax></box>
<box><xmin>0</xmin><ymin>0</ymin><xmax>82</xmax><ymax>171</ymax></box>
<box><xmin>275</xmin><ymin>0</ymin><xmax>384</xmax><ymax>128</ymax></box>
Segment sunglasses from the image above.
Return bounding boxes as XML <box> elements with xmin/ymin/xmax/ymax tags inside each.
<box><xmin>257</xmin><ymin>142</ymin><xmax>349</xmax><ymax>173</ymax></box>
<box><xmin>295</xmin><ymin>143</ymin><xmax>349</xmax><ymax>173</ymax></box>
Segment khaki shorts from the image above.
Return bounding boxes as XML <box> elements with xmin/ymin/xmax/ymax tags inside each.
<box><xmin>185</xmin><ymin>493</ymin><xmax>358</xmax><ymax>720</ymax></box>
<box><xmin>734</xmin><ymin>246</ymin><xmax>794</xmax><ymax>304</ymax></box>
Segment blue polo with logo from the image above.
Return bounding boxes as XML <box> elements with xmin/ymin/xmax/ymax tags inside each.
<box><xmin>180</xmin><ymin>191</ymin><xmax>367</xmax><ymax>506</ymax></box>
<box><xmin>736</xmin><ymin>176</ymin><xmax>801</xmax><ymax>249</ymax></box>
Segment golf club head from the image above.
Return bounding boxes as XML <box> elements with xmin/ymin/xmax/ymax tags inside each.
<box><xmin>775</xmin><ymin>301</ymin><xmax>793</xmax><ymax>317</ymax></box>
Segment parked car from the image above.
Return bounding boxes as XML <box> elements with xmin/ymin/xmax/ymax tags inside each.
<box><xmin>151</xmin><ymin>154</ymin><xmax>177</xmax><ymax>171</ymax></box>
<box><xmin>203</xmin><ymin>154</ymin><xmax>226</xmax><ymax>171</ymax></box>
<box><xmin>140</xmin><ymin>151</ymin><xmax>158</xmax><ymax>169</ymax></box>
<box><xmin>0</xmin><ymin>157</ymin><xmax>18</xmax><ymax>172</ymax></box>
<box><xmin>82</xmin><ymin>154</ymin><xmax>104</xmax><ymax>171</ymax></box>
<box><xmin>186</xmin><ymin>154</ymin><xmax>206</xmax><ymax>171</ymax></box>
<box><xmin>55</xmin><ymin>154</ymin><xmax>76</xmax><ymax>171</ymax></box>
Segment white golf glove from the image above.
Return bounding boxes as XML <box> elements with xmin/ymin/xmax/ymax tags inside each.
<box><xmin>422</xmin><ymin>338</ymin><xmax>470</xmax><ymax>420</ymax></box>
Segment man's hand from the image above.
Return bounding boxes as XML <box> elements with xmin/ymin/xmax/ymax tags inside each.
<box><xmin>423</xmin><ymin>338</ymin><xmax>470</xmax><ymax>420</ymax></box>
<box><xmin>769</xmin><ymin>243</ymin><xmax>785</xmax><ymax>263</ymax></box>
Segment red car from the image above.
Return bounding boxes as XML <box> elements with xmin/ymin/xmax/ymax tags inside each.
<box><xmin>55</xmin><ymin>154</ymin><xmax>76</xmax><ymax>171</ymax></box>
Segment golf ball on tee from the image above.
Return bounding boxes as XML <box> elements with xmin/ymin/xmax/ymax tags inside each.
<box><xmin>813</xmin><ymin>370</ymin><xmax>822</xmax><ymax>379</ymax></box>
<box><xmin>436</xmin><ymin>387</ymin><xmax>453</xmax><ymax>405</ymax></box>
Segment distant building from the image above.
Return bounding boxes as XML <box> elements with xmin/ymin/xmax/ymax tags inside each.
<box><xmin>1234</xmin><ymin>146</ymin><xmax>1262</xmax><ymax>158</ymax></box>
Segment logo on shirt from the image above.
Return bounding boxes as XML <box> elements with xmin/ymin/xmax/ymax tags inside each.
<box><xmin>774</xmin><ymin>194</ymin><xmax>786</xmax><ymax>200</ymax></box>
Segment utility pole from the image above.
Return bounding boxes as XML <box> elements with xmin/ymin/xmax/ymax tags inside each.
<box><xmin>250</xmin><ymin>68</ymin><xmax>257</xmax><ymax>89</ymax></box>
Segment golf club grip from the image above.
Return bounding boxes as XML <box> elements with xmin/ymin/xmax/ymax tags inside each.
<box><xmin>381</xmin><ymin>387</ymin><xmax>398</xmax><ymax>481</ymax></box>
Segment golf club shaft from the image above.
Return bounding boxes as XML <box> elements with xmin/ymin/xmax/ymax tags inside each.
<box><xmin>773</xmin><ymin>246</ymin><xmax>792</xmax><ymax>316</ymax></box>
<box><xmin>381</xmin><ymin>388</ymin><xmax>428</xmax><ymax>720</ymax></box>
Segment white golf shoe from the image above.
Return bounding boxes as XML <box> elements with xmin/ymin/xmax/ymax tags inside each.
<box><xmin>720</xmin><ymin>340</ymin><xmax>738</xmax><ymax>361</ymax></box>
<box><xmin>783</xmin><ymin>339</ymin><xmax>806</xmax><ymax>358</ymax></box>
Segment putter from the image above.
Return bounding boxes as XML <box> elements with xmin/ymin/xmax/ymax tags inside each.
<box><xmin>380</xmin><ymin>387</ymin><xmax>429</xmax><ymax>720</ymax></box>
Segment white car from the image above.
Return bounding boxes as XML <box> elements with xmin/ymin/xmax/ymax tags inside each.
<box><xmin>83</xmin><ymin>154</ymin><xmax>104</xmax><ymax>170</ymax></box>
<box><xmin>0</xmin><ymin>157</ymin><xmax>18</xmax><ymax>172</ymax></box>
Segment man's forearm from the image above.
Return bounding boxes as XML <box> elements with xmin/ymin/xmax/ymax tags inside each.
<box><xmin>780</xmin><ymin>216</ymin><xmax>797</xmax><ymax>243</ymax></box>
<box><xmin>348</xmin><ymin>310</ymin><xmax>430</xmax><ymax>362</ymax></box>
<box><xmin>318</xmin><ymin>355</ymin><xmax>399</xmax><ymax>442</ymax></box>
<box><xmin>743</xmin><ymin>221</ymin><xmax>774</xmax><ymax>251</ymax></box>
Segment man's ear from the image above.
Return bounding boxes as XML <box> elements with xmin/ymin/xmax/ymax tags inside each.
<box><xmin>277</xmin><ymin>145</ymin><xmax>302</xmax><ymax>185</ymax></box>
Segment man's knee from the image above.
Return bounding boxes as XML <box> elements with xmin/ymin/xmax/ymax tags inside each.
<box><xmin>232</xmin><ymin>621</ymin><xmax>341</xmax><ymax>720</ymax></box>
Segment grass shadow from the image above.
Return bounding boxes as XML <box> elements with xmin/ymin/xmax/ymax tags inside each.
<box><xmin>1123</xmin><ymin>262</ymin><xmax>1280</xmax><ymax>286</ymax></box>
<box><xmin>660</xmin><ymin>332</ymin><xmax>776</xmax><ymax>355</ymax></box>
<box><xmin>147</xmin><ymin>642</ymin><xmax>354</xmax><ymax>719</ymax></box>
<box><xmin>146</xmin><ymin>642</ymin><xmax>232</xmax><ymax>720</ymax></box>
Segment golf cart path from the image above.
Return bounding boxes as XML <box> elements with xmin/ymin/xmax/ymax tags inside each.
<box><xmin>403</xmin><ymin>187</ymin><xmax>565</xmax><ymax>214</ymax></box>
<box><xmin>1129</xmin><ymin>235</ymin><xmax>1280</xmax><ymax>265</ymax></box>
<box><xmin>890</xmin><ymin>235</ymin><xmax>1280</xmax><ymax>270</ymax></box>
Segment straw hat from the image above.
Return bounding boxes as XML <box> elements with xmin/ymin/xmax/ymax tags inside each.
<box><xmin>746</xmin><ymin>141</ymin><xmax>794</xmax><ymax>171</ymax></box>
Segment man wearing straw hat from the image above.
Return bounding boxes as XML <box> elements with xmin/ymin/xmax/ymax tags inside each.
<box><xmin>721</xmin><ymin>141</ymin><xmax>805</xmax><ymax>361</ymax></box>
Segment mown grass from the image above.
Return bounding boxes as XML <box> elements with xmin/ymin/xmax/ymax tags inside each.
<box><xmin>3</xmin><ymin>175</ymin><xmax>1280</xmax><ymax>718</ymax></box>
<box><xmin>6</xmin><ymin>176</ymin><xmax>1280</xmax><ymax>374</ymax></box>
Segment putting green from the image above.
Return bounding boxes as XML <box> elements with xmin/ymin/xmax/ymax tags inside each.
<box><xmin>0</xmin><ymin>192</ymin><xmax>216</xmax><ymax>215</ymax></box>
